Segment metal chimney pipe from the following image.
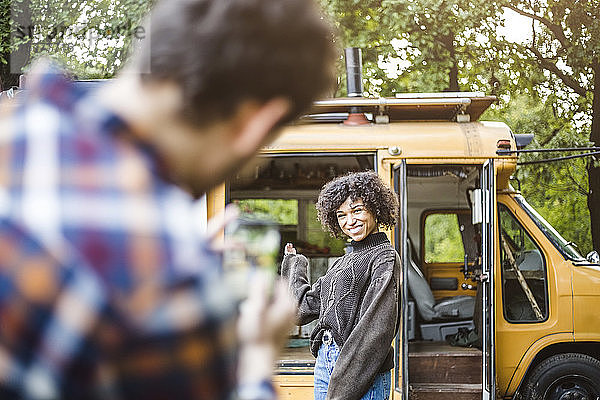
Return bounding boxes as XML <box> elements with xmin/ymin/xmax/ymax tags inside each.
<box><xmin>345</xmin><ymin>47</ymin><xmax>363</xmax><ymax>97</ymax></box>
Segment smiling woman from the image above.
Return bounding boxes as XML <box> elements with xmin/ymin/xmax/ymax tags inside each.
<box><xmin>335</xmin><ymin>197</ymin><xmax>377</xmax><ymax>242</ymax></box>
<box><xmin>281</xmin><ymin>171</ymin><xmax>400</xmax><ymax>400</ymax></box>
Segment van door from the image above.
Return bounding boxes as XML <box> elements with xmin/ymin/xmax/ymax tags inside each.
<box><xmin>481</xmin><ymin>159</ymin><xmax>496</xmax><ymax>400</ymax></box>
<box><xmin>394</xmin><ymin>160</ymin><xmax>492</xmax><ymax>400</ymax></box>
<box><xmin>393</xmin><ymin>161</ymin><xmax>409</xmax><ymax>400</ymax></box>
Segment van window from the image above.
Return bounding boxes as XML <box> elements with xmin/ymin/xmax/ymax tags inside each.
<box><xmin>306</xmin><ymin>200</ymin><xmax>347</xmax><ymax>256</ymax></box>
<box><xmin>515</xmin><ymin>195</ymin><xmax>584</xmax><ymax>261</ymax></box>
<box><xmin>498</xmin><ymin>204</ymin><xmax>549</xmax><ymax>322</ymax></box>
<box><xmin>237</xmin><ymin>199</ymin><xmax>298</xmax><ymax>225</ymax></box>
<box><xmin>423</xmin><ymin>212</ymin><xmax>465</xmax><ymax>263</ymax></box>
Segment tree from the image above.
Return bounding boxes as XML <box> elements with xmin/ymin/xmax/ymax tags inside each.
<box><xmin>493</xmin><ymin>0</ymin><xmax>600</xmax><ymax>251</ymax></box>
<box><xmin>485</xmin><ymin>93</ymin><xmax>593</xmax><ymax>253</ymax></box>
<box><xmin>319</xmin><ymin>0</ymin><xmax>503</xmax><ymax>95</ymax></box>
<box><xmin>317</xmin><ymin>0</ymin><xmax>395</xmax><ymax>96</ymax></box>
<box><xmin>0</xmin><ymin>0</ymin><xmax>153</xmax><ymax>86</ymax></box>
<box><xmin>383</xmin><ymin>0</ymin><xmax>500</xmax><ymax>92</ymax></box>
<box><xmin>0</xmin><ymin>0</ymin><xmax>29</xmax><ymax>89</ymax></box>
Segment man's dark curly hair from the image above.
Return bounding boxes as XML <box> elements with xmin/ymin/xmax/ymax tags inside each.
<box><xmin>139</xmin><ymin>0</ymin><xmax>335</xmax><ymax>127</ymax></box>
<box><xmin>316</xmin><ymin>170</ymin><xmax>399</xmax><ymax>238</ymax></box>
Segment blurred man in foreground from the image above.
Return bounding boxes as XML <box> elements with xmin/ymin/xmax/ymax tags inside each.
<box><xmin>0</xmin><ymin>0</ymin><xmax>334</xmax><ymax>398</ymax></box>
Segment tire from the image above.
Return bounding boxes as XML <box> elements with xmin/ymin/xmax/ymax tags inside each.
<box><xmin>519</xmin><ymin>353</ymin><xmax>600</xmax><ymax>400</ymax></box>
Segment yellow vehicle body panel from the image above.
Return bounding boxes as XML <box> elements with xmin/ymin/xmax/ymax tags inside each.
<box><xmin>273</xmin><ymin>375</ymin><xmax>315</xmax><ymax>399</ymax></box>
<box><xmin>423</xmin><ymin>263</ymin><xmax>477</xmax><ymax>300</ymax></box>
<box><xmin>495</xmin><ymin>194</ymin><xmax>574</xmax><ymax>397</ymax></box>
<box><xmin>502</xmin><ymin>332</ymin><xmax>575</xmax><ymax>396</ymax></box>
<box><xmin>572</xmin><ymin>263</ymin><xmax>600</xmax><ymax>341</ymax></box>
<box><xmin>274</xmin><ymin>373</ymin><xmax>402</xmax><ymax>399</ymax></box>
<box><xmin>268</xmin><ymin>121</ymin><xmax>513</xmax><ymax>160</ymax></box>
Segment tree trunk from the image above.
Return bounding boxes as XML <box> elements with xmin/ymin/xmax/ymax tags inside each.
<box><xmin>0</xmin><ymin>64</ymin><xmax>20</xmax><ymax>91</ymax></box>
<box><xmin>439</xmin><ymin>32</ymin><xmax>459</xmax><ymax>92</ymax></box>
<box><xmin>587</xmin><ymin>62</ymin><xmax>600</xmax><ymax>252</ymax></box>
<box><xmin>447</xmin><ymin>37</ymin><xmax>459</xmax><ymax>92</ymax></box>
<box><xmin>448</xmin><ymin>60</ymin><xmax>459</xmax><ymax>92</ymax></box>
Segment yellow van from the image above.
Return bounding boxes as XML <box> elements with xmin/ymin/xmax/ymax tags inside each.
<box><xmin>210</xmin><ymin>93</ymin><xmax>600</xmax><ymax>400</ymax></box>
<box><xmin>5</xmin><ymin>60</ymin><xmax>599</xmax><ymax>399</ymax></box>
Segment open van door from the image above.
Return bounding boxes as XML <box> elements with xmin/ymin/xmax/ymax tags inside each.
<box><xmin>480</xmin><ymin>159</ymin><xmax>496</xmax><ymax>400</ymax></box>
<box><xmin>393</xmin><ymin>161</ymin><xmax>409</xmax><ymax>400</ymax></box>
<box><xmin>394</xmin><ymin>159</ymin><xmax>492</xmax><ymax>400</ymax></box>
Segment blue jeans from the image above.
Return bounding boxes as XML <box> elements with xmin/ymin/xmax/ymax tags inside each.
<box><xmin>313</xmin><ymin>339</ymin><xmax>391</xmax><ymax>400</ymax></box>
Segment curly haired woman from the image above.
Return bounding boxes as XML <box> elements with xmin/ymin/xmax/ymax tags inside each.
<box><xmin>281</xmin><ymin>170</ymin><xmax>400</xmax><ymax>400</ymax></box>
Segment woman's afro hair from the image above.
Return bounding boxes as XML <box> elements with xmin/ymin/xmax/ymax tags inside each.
<box><xmin>315</xmin><ymin>170</ymin><xmax>399</xmax><ymax>238</ymax></box>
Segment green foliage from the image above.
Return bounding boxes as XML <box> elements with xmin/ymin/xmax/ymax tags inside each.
<box><xmin>237</xmin><ymin>199</ymin><xmax>346</xmax><ymax>255</ymax></box>
<box><xmin>424</xmin><ymin>213</ymin><xmax>465</xmax><ymax>263</ymax></box>
<box><xmin>317</xmin><ymin>0</ymin><xmax>395</xmax><ymax>96</ymax></box>
<box><xmin>319</xmin><ymin>0</ymin><xmax>502</xmax><ymax>95</ymax></box>
<box><xmin>1</xmin><ymin>0</ymin><xmax>153</xmax><ymax>80</ymax></box>
<box><xmin>307</xmin><ymin>201</ymin><xmax>346</xmax><ymax>255</ymax></box>
<box><xmin>236</xmin><ymin>199</ymin><xmax>298</xmax><ymax>225</ymax></box>
<box><xmin>0</xmin><ymin>0</ymin><xmax>11</xmax><ymax>65</ymax></box>
<box><xmin>484</xmin><ymin>93</ymin><xmax>593</xmax><ymax>254</ymax></box>
<box><xmin>476</xmin><ymin>0</ymin><xmax>599</xmax><ymax>250</ymax></box>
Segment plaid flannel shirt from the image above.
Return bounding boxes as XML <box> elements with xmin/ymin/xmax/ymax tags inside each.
<box><xmin>0</xmin><ymin>63</ymin><xmax>275</xmax><ymax>400</ymax></box>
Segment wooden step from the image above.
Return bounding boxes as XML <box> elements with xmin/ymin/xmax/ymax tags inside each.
<box><xmin>408</xmin><ymin>342</ymin><xmax>482</xmax><ymax>384</ymax></box>
<box><xmin>409</xmin><ymin>383</ymin><xmax>482</xmax><ymax>400</ymax></box>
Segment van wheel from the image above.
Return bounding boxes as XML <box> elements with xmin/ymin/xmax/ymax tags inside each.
<box><xmin>520</xmin><ymin>353</ymin><xmax>600</xmax><ymax>400</ymax></box>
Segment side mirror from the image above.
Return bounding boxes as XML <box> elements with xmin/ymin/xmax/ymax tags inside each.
<box><xmin>586</xmin><ymin>251</ymin><xmax>600</xmax><ymax>264</ymax></box>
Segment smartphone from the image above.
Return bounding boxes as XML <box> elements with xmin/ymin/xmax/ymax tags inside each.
<box><xmin>223</xmin><ymin>216</ymin><xmax>280</xmax><ymax>299</ymax></box>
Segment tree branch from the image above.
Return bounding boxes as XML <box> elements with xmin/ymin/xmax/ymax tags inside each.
<box><xmin>528</xmin><ymin>46</ymin><xmax>587</xmax><ymax>96</ymax></box>
<box><xmin>504</xmin><ymin>3</ymin><xmax>570</xmax><ymax>50</ymax></box>
<box><xmin>567</xmin><ymin>164</ymin><xmax>588</xmax><ymax>196</ymax></box>
<box><xmin>539</xmin><ymin>128</ymin><xmax>560</xmax><ymax>147</ymax></box>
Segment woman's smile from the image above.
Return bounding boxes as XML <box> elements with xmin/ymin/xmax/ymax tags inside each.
<box><xmin>336</xmin><ymin>197</ymin><xmax>377</xmax><ymax>241</ymax></box>
<box><xmin>348</xmin><ymin>225</ymin><xmax>363</xmax><ymax>234</ymax></box>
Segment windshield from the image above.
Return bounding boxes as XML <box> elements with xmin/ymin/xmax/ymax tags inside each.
<box><xmin>514</xmin><ymin>195</ymin><xmax>585</xmax><ymax>261</ymax></box>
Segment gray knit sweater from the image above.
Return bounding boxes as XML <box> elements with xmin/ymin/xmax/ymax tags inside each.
<box><xmin>281</xmin><ymin>232</ymin><xmax>400</xmax><ymax>400</ymax></box>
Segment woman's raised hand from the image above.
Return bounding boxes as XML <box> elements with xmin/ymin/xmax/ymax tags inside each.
<box><xmin>284</xmin><ymin>242</ymin><xmax>297</xmax><ymax>255</ymax></box>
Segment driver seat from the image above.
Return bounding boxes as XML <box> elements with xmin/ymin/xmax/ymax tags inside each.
<box><xmin>406</xmin><ymin>243</ymin><xmax>475</xmax><ymax>321</ymax></box>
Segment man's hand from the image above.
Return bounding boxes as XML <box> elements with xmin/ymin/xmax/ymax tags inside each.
<box><xmin>237</xmin><ymin>272</ymin><xmax>296</xmax><ymax>385</ymax></box>
<box><xmin>207</xmin><ymin>206</ymin><xmax>297</xmax><ymax>386</ymax></box>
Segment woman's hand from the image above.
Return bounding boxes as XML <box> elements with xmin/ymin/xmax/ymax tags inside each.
<box><xmin>284</xmin><ymin>242</ymin><xmax>297</xmax><ymax>255</ymax></box>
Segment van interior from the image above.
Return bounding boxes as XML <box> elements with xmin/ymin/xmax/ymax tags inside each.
<box><xmin>404</xmin><ymin>164</ymin><xmax>483</xmax><ymax>398</ymax></box>
<box><xmin>228</xmin><ymin>154</ymin><xmax>547</xmax><ymax>397</ymax></box>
